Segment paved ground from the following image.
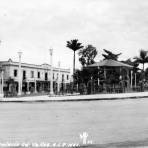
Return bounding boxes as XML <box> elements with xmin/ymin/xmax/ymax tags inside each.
<box><xmin>0</xmin><ymin>97</ymin><xmax>148</xmax><ymax>147</ymax></box>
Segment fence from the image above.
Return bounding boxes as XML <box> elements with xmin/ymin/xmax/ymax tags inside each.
<box><xmin>3</xmin><ymin>80</ymin><xmax>148</xmax><ymax>97</ymax></box>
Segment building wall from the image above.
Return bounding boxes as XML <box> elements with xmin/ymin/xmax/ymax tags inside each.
<box><xmin>3</xmin><ymin>65</ymin><xmax>11</xmax><ymax>79</ymax></box>
<box><xmin>0</xmin><ymin>60</ymin><xmax>71</xmax><ymax>84</ymax></box>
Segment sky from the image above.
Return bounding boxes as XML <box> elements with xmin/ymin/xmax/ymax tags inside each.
<box><xmin>0</xmin><ymin>0</ymin><xmax>148</xmax><ymax>71</ymax></box>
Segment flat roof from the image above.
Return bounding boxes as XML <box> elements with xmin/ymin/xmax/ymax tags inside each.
<box><xmin>0</xmin><ymin>59</ymin><xmax>70</xmax><ymax>73</ymax></box>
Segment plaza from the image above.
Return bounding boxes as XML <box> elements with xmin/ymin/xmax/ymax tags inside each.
<box><xmin>0</xmin><ymin>97</ymin><xmax>148</xmax><ymax>147</ymax></box>
<box><xmin>0</xmin><ymin>0</ymin><xmax>148</xmax><ymax>148</ymax></box>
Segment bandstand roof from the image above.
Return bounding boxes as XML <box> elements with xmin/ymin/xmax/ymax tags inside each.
<box><xmin>88</xmin><ymin>59</ymin><xmax>133</xmax><ymax>68</ymax></box>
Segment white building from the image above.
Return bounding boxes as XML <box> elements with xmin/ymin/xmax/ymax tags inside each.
<box><xmin>0</xmin><ymin>59</ymin><xmax>71</xmax><ymax>96</ymax></box>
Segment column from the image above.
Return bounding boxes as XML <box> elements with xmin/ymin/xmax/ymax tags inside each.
<box><xmin>18</xmin><ymin>51</ymin><xmax>22</xmax><ymax>95</ymax></box>
<box><xmin>0</xmin><ymin>71</ymin><xmax>4</xmax><ymax>97</ymax></box>
<box><xmin>26</xmin><ymin>81</ymin><xmax>30</xmax><ymax>94</ymax></box>
<box><xmin>34</xmin><ymin>79</ymin><xmax>37</xmax><ymax>93</ymax></box>
<box><xmin>104</xmin><ymin>68</ymin><xmax>107</xmax><ymax>91</ymax></box>
<box><xmin>98</xmin><ymin>67</ymin><xmax>100</xmax><ymax>87</ymax></box>
<box><xmin>135</xmin><ymin>73</ymin><xmax>137</xmax><ymax>87</ymax></box>
<box><xmin>131</xmin><ymin>70</ymin><xmax>133</xmax><ymax>88</ymax></box>
<box><xmin>58</xmin><ymin>61</ymin><xmax>60</xmax><ymax>93</ymax></box>
<box><xmin>98</xmin><ymin>78</ymin><xmax>100</xmax><ymax>86</ymax></box>
<box><xmin>2</xmin><ymin>71</ymin><xmax>3</xmax><ymax>96</ymax></box>
<box><xmin>104</xmin><ymin>68</ymin><xmax>106</xmax><ymax>79</ymax></box>
<box><xmin>91</xmin><ymin>76</ymin><xmax>93</xmax><ymax>94</ymax></box>
<box><xmin>49</xmin><ymin>48</ymin><xmax>54</xmax><ymax>95</ymax></box>
<box><xmin>126</xmin><ymin>69</ymin><xmax>130</xmax><ymax>89</ymax></box>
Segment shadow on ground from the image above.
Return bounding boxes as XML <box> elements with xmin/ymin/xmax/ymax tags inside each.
<box><xmin>3</xmin><ymin>139</ymin><xmax>148</xmax><ymax>148</ymax></box>
<box><xmin>80</xmin><ymin>138</ymin><xmax>148</xmax><ymax>148</ymax></box>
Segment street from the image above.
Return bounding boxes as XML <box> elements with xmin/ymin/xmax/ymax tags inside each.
<box><xmin>0</xmin><ymin>98</ymin><xmax>148</xmax><ymax>147</ymax></box>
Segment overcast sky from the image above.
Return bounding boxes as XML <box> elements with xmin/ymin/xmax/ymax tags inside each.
<box><xmin>0</xmin><ymin>0</ymin><xmax>148</xmax><ymax>71</ymax></box>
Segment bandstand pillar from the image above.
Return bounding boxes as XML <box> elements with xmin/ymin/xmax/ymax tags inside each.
<box><xmin>131</xmin><ymin>70</ymin><xmax>133</xmax><ymax>88</ymax></box>
<box><xmin>135</xmin><ymin>73</ymin><xmax>137</xmax><ymax>87</ymax></box>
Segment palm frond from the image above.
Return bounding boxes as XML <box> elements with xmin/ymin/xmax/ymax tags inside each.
<box><xmin>66</xmin><ymin>39</ymin><xmax>83</xmax><ymax>51</ymax></box>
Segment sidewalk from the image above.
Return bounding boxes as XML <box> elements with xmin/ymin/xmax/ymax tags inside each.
<box><xmin>1</xmin><ymin>91</ymin><xmax>148</xmax><ymax>102</ymax></box>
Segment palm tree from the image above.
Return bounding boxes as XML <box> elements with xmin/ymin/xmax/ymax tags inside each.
<box><xmin>66</xmin><ymin>39</ymin><xmax>83</xmax><ymax>77</ymax></box>
<box><xmin>102</xmin><ymin>49</ymin><xmax>121</xmax><ymax>61</ymax></box>
<box><xmin>134</xmin><ymin>49</ymin><xmax>148</xmax><ymax>72</ymax></box>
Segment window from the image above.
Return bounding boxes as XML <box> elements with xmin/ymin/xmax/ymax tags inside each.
<box><xmin>14</xmin><ymin>69</ymin><xmax>17</xmax><ymax>77</ymax></box>
<box><xmin>38</xmin><ymin>72</ymin><xmax>40</xmax><ymax>78</ymax></box>
<box><xmin>23</xmin><ymin>70</ymin><xmax>26</xmax><ymax>80</ymax></box>
<box><xmin>67</xmin><ymin>75</ymin><xmax>69</xmax><ymax>80</ymax></box>
<box><xmin>53</xmin><ymin>73</ymin><xmax>54</xmax><ymax>80</ymax></box>
<box><xmin>31</xmin><ymin>71</ymin><xmax>34</xmax><ymax>78</ymax></box>
<box><xmin>57</xmin><ymin>73</ymin><xmax>59</xmax><ymax>79</ymax></box>
<box><xmin>45</xmin><ymin>72</ymin><xmax>48</xmax><ymax>80</ymax></box>
<box><xmin>62</xmin><ymin>74</ymin><xmax>64</xmax><ymax>81</ymax></box>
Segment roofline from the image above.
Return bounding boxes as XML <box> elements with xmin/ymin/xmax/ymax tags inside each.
<box><xmin>0</xmin><ymin>60</ymin><xmax>70</xmax><ymax>73</ymax></box>
<box><xmin>88</xmin><ymin>59</ymin><xmax>133</xmax><ymax>68</ymax></box>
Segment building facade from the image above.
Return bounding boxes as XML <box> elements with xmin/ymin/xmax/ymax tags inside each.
<box><xmin>0</xmin><ymin>59</ymin><xmax>71</xmax><ymax>96</ymax></box>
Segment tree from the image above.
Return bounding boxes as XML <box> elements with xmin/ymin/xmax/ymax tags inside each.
<box><xmin>73</xmin><ymin>67</ymin><xmax>99</xmax><ymax>94</ymax></box>
<box><xmin>66</xmin><ymin>39</ymin><xmax>83</xmax><ymax>77</ymax></box>
<box><xmin>134</xmin><ymin>49</ymin><xmax>148</xmax><ymax>72</ymax></box>
<box><xmin>73</xmin><ymin>69</ymin><xmax>83</xmax><ymax>84</ymax></box>
<box><xmin>102</xmin><ymin>49</ymin><xmax>121</xmax><ymax>61</ymax></box>
<box><xmin>5</xmin><ymin>77</ymin><xmax>17</xmax><ymax>97</ymax></box>
<box><xmin>78</xmin><ymin>45</ymin><xmax>97</xmax><ymax>67</ymax></box>
<box><xmin>144</xmin><ymin>67</ymin><xmax>148</xmax><ymax>81</ymax></box>
<box><xmin>122</xmin><ymin>58</ymin><xmax>139</xmax><ymax>73</ymax></box>
<box><xmin>122</xmin><ymin>58</ymin><xmax>141</xmax><ymax>85</ymax></box>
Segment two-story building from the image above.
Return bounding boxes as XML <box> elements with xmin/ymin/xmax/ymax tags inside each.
<box><xmin>0</xmin><ymin>59</ymin><xmax>71</xmax><ymax>96</ymax></box>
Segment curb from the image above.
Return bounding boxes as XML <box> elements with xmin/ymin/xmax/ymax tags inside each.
<box><xmin>0</xmin><ymin>95</ymin><xmax>148</xmax><ymax>103</ymax></box>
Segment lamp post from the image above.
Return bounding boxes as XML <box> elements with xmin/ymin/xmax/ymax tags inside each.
<box><xmin>18</xmin><ymin>51</ymin><xmax>22</xmax><ymax>96</ymax></box>
<box><xmin>58</xmin><ymin>61</ymin><xmax>61</xmax><ymax>94</ymax></box>
<box><xmin>49</xmin><ymin>48</ymin><xmax>54</xmax><ymax>95</ymax></box>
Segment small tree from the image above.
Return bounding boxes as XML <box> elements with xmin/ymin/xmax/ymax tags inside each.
<box><xmin>79</xmin><ymin>45</ymin><xmax>97</xmax><ymax>67</ymax></box>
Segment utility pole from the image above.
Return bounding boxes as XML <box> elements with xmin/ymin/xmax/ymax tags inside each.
<box><xmin>58</xmin><ymin>61</ymin><xmax>61</xmax><ymax>94</ymax></box>
<box><xmin>18</xmin><ymin>51</ymin><xmax>22</xmax><ymax>96</ymax></box>
<box><xmin>49</xmin><ymin>49</ymin><xmax>54</xmax><ymax>95</ymax></box>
